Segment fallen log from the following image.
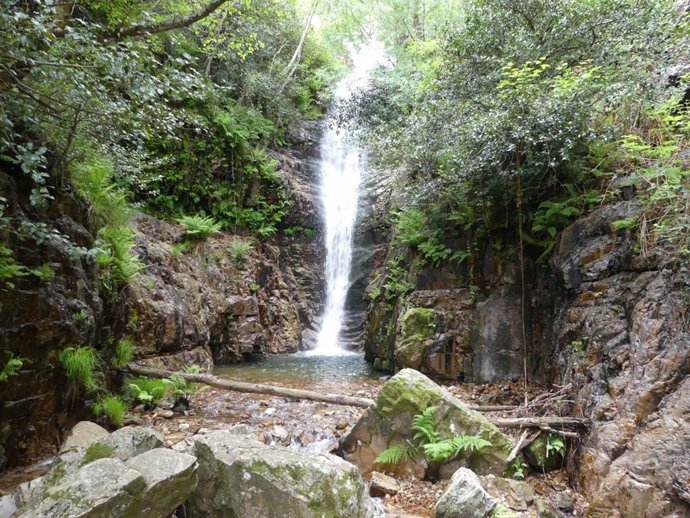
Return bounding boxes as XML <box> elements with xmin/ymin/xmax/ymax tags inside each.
<box><xmin>491</xmin><ymin>416</ymin><xmax>589</xmax><ymax>430</ymax></box>
<box><xmin>124</xmin><ymin>365</ymin><xmax>589</xmax><ymax>432</ymax></box>
<box><xmin>125</xmin><ymin>364</ymin><xmax>375</xmax><ymax>408</ymax></box>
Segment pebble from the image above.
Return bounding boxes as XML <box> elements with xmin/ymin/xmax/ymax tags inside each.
<box><xmin>335</xmin><ymin>419</ymin><xmax>348</xmax><ymax>430</ymax></box>
<box><xmin>178</xmin><ymin>423</ymin><xmax>191</xmax><ymax>432</ymax></box>
<box><xmin>264</xmin><ymin>407</ymin><xmax>276</xmax><ymax>415</ymax></box>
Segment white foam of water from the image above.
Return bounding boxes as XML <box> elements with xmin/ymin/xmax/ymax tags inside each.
<box><xmin>310</xmin><ymin>42</ymin><xmax>386</xmax><ymax>356</ymax></box>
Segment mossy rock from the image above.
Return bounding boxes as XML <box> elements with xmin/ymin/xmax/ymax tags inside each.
<box><xmin>394</xmin><ymin>308</ymin><xmax>436</xmax><ymax>369</ymax></box>
<box><xmin>524</xmin><ymin>434</ymin><xmax>565</xmax><ymax>472</ymax></box>
<box><xmin>341</xmin><ymin>369</ymin><xmax>515</xmax><ymax>479</ymax></box>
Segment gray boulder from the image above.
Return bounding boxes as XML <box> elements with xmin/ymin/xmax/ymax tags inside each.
<box><xmin>124</xmin><ymin>448</ymin><xmax>198</xmax><ymax>517</ymax></box>
<box><xmin>433</xmin><ymin>468</ymin><xmax>496</xmax><ymax>518</ymax></box>
<box><xmin>20</xmin><ymin>458</ymin><xmax>146</xmax><ymax>518</ymax></box>
<box><xmin>187</xmin><ymin>429</ymin><xmax>375</xmax><ymax>518</ymax></box>
<box><xmin>341</xmin><ymin>369</ymin><xmax>514</xmax><ymax>479</ymax></box>
<box><xmin>101</xmin><ymin>426</ymin><xmax>164</xmax><ymax>461</ymax></box>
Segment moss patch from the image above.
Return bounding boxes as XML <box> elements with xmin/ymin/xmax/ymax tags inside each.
<box><xmin>81</xmin><ymin>443</ymin><xmax>115</xmax><ymax>466</ymax></box>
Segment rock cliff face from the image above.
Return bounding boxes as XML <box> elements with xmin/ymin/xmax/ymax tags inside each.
<box><xmin>359</xmin><ymin>199</ymin><xmax>690</xmax><ymax>515</ymax></box>
<box><xmin>0</xmin><ymin>170</ymin><xmax>103</xmax><ymax>471</ymax></box>
<box><xmin>0</xmin><ymin>145</ymin><xmax>325</xmax><ymax>471</ymax></box>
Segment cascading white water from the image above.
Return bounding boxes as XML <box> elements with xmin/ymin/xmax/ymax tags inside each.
<box><xmin>312</xmin><ymin>43</ymin><xmax>386</xmax><ymax>356</ymax></box>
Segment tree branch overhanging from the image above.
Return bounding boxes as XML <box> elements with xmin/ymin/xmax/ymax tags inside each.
<box><xmin>55</xmin><ymin>0</ymin><xmax>232</xmax><ymax>40</ymax></box>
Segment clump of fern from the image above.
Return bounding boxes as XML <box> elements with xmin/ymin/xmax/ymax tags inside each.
<box><xmin>93</xmin><ymin>395</ymin><xmax>127</xmax><ymax>426</ymax></box>
<box><xmin>178</xmin><ymin>215</ymin><xmax>221</xmax><ymax>241</ymax></box>
<box><xmin>59</xmin><ymin>346</ymin><xmax>99</xmax><ymax>392</ymax></box>
<box><xmin>112</xmin><ymin>339</ymin><xmax>135</xmax><ymax>368</ymax></box>
<box><xmin>374</xmin><ymin>405</ymin><xmax>492</xmax><ymax>466</ymax></box>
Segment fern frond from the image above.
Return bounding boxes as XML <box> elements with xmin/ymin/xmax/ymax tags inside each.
<box><xmin>422</xmin><ymin>435</ymin><xmax>492</xmax><ymax>463</ymax></box>
<box><xmin>451</xmin><ymin>435</ymin><xmax>492</xmax><ymax>454</ymax></box>
<box><xmin>411</xmin><ymin>405</ymin><xmax>439</xmax><ymax>445</ymax></box>
<box><xmin>422</xmin><ymin>439</ymin><xmax>457</xmax><ymax>462</ymax></box>
<box><xmin>374</xmin><ymin>444</ymin><xmax>411</xmax><ymax>465</ymax></box>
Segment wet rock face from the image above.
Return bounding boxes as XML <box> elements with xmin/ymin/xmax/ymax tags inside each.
<box><xmin>547</xmin><ymin>202</ymin><xmax>690</xmax><ymax>516</ymax></box>
<box><xmin>364</xmin><ymin>256</ymin><xmax>534</xmax><ymax>382</ymax></box>
<box><xmin>0</xmin><ymin>172</ymin><xmax>103</xmax><ymax>471</ymax></box>
<box><xmin>340</xmin><ymin>369</ymin><xmax>514</xmax><ymax>480</ymax></box>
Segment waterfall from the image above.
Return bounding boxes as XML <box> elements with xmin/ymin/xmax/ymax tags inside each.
<box><xmin>311</xmin><ymin>42</ymin><xmax>386</xmax><ymax>355</ymax></box>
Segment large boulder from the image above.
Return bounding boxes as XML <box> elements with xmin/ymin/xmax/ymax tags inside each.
<box><xmin>5</xmin><ymin>423</ymin><xmax>190</xmax><ymax>518</ymax></box>
<box><xmin>340</xmin><ymin>369</ymin><xmax>514</xmax><ymax>479</ymax></box>
<box><xmin>124</xmin><ymin>448</ymin><xmax>198</xmax><ymax>517</ymax></box>
<box><xmin>433</xmin><ymin>468</ymin><xmax>496</xmax><ymax>518</ymax></box>
<box><xmin>20</xmin><ymin>458</ymin><xmax>147</xmax><ymax>518</ymax></box>
<box><xmin>187</xmin><ymin>429</ymin><xmax>375</xmax><ymax>518</ymax></box>
<box><xmin>18</xmin><ymin>449</ymin><xmax>197</xmax><ymax>518</ymax></box>
<box><xmin>100</xmin><ymin>426</ymin><xmax>164</xmax><ymax>461</ymax></box>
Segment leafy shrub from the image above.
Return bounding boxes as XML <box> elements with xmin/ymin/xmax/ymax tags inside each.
<box><xmin>31</xmin><ymin>263</ymin><xmax>55</xmax><ymax>282</ymax></box>
<box><xmin>93</xmin><ymin>395</ymin><xmax>127</xmax><ymax>427</ymax></box>
<box><xmin>112</xmin><ymin>339</ymin><xmax>135</xmax><ymax>368</ymax></box>
<box><xmin>59</xmin><ymin>346</ymin><xmax>99</xmax><ymax>392</ymax></box>
<box><xmin>182</xmin><ymin>364</ymin><xmax>204</xmax><ymax>374</ymax></box>
<box><xmin>0</xmin><ymin>354</ymin><xmax>24</xmax><ymax>382</ymax></box>
<box><xmin>545</xmin><ymin>433</ymin><xmax>566</xmax><ymax>459</ymax></box>
<box><xmin>227</xmin><ymin>238</ymin><xmax>252</xmax><ymax>263</ymax></box>
<box><xmin>128</xmin><ymin>377</ymin><xmax>167</xmax><ymax>407</ymax></box>
<box><xmin>374</xmin><ymin>406</ymin><xmax>492</xmax><ymax>466</ymax></box>
<box><xmin>397</xmin><ymin>209</ymin><xmax>427</xmax><ymax>247</ymax></box>
<box><xmin>0</xmin><ymin>245</ymin><xmax>27</xmax><ymax>289</ymax></box>
<box><xmin>178</xmin><ymin>215</ymin><xmax>222</xmax><ymax>241</ymax></box>
<box><xmin>96</xmin><ymin>226</ymin><xmax>144</xmax><ymax>291</ymax></box>
<box><xmin>71</xmin><ymin>155</ymin><xmax>131</xmax><ymax>228</ymax></box>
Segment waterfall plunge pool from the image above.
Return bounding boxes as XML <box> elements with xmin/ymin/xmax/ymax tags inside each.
<box><xmin>214</xmin><ymin>352</ymin><xmax>382</xmax><ymax>393</ymax></box>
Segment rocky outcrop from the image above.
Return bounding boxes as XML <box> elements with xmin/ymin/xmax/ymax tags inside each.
<box><xmin>363</xmin><ymin>248</ymin><xmax>534</xmax><ymax>382</ymax></box>
<box><xmin>362</xmin><ymin>199</ymin><xmax>689</xmax><ymax>515</ymax></box>
<box><xmin>123</xmin><ymin>147</ymin><xmax>325</xmax><ymax>367</ymax></box>
<box><xmin>188</xmin><ymin>428</ymin><xmax>375</xmax><ymax>518</ymax></box>
<box><xmin>340</xmin><ymin>369</ymin><xmax>513</xmax><ymax>480</ymax></box>
<box><xmin>546</xmin><ymin>202</ymin><xmax>690</xmax><ymax>517</ymax></box>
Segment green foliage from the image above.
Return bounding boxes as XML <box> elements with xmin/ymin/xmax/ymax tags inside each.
<box><xmin>59</xmin><ymin>346</ymin><xmax>99</xmax><ymax>392</ymax></box>
<box><xmin>397</xmin><ymin>209</ymin><xmax>427</xmax><ymax>247</ymax></box>
<box><xmin>411</xmin><ymin>405</ymin><xmax>439</xmax><ymax>444</ymax></box>
<box><xmin>93</xmin><ymin>395</ymin><xmax>127</xmax><ymax>427</ymax></box>
<box><xmin>373</xmin><ymin>444</ymin><xmax>411</xmax><ymax>465</ymax></box>
<box><xmin>0</xmin><ymin>353</ymin><xmax>24</xmax><ymax>382</ymax></box>
<box><xmin>612</xmin><ymin>216</ymin><xmax>639</xmax><ymax>232</ymax></box>
<box><xmin>505</xmin><ymin>458</ymin><xmax>528</xmax><ymax>481</ymax></box>
<box><xmin>71</xmin><ymin>155</ymin><xmax>131</xmax><ymax>229</ymax></box>
<box><xmin>96</xmin><ymin>226</ymin><xmax>144</xmax><ymax>292</ymax></box>
<box><xmin>422</xmin><ymin>435</ymin><xmax>492</xmax><ymax>463</ymax></box>
<box><xmin>0</xmin><ymin>245</ymin><xmax>27</xmax><ymax>289</ymax></box>
<box><xmin>227</xmin><ymin>238</ymin><xmax>252</xmax><ymax>263</ymax></box>
<box><xmin>72</xmin><ymin>309</ymin><xmax>89</xmax><ymax>324</ymax></box>
<box><xmin>545</xmin><ymin>433</ymin><xmax>566</xmax><ymax>459</ymax></box>
<box><xmin>163</xmin><ymin>373</ymin><xmax>194</xmax><ymax>401</ymax></box>
<box><xmin>182</xmin><ymin>364</ymin><xmax>204</xmax><ymax>374</ymax></box>
<box><xmin>31</xmin><ymin>263</ymin><xmax>55</xmax><ymax>282</ymax></box>
<box><xmin>81</xmin><ymin>442</ymin><xmax>115</xmax><ymax>465</ymax></box>
<box><xmin>375</xmin><ymin>405</ymin><xmax>492</xmax><ymax>467</ymax></box>
<box><xmin>128</xmin><ymin>377</ymin><xmax>167</xmax><ymax>407</ymax></box>
<box><xmin>178</xmin><ymin>215</ymin><xmax>222</xmax><ymax>241</ymax></box>
<box><xmin>112</xmin><ymin>339</ymin><xmax>135</xmax><ymax>369</ymax></box>
<box><xmin>343</xmin><ymin>0</ymin><xmax>683</xmax><ymax>264</ymax></box>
